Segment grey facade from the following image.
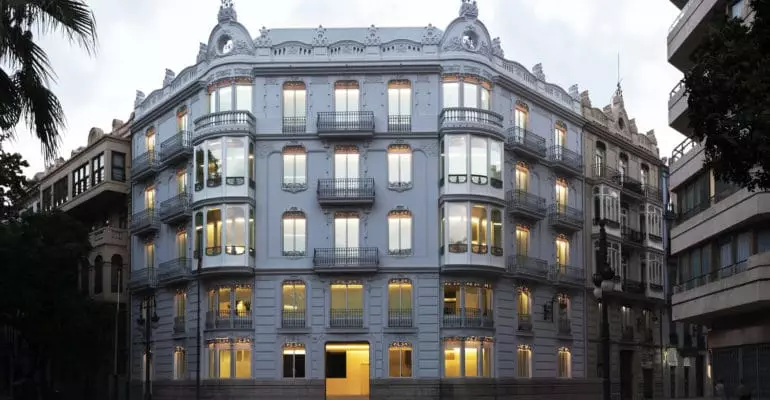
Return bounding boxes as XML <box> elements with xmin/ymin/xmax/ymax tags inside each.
<box><xmin>127</xmin><ymin>1</ymin><xmax>600</xmax><ymax>399</ymax></box>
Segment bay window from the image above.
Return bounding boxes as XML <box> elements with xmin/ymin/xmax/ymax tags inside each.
<box><xmin>206</xmin><ymin>208</ymin><xmax>222</xmax><ymax>255</ymax></box>
<box><xmin>225</xmin><ymin>206</ymin><xmax>246</xmax><ymax>255</ymax></box>
<box><xmin>193</xmin><ymin>138</ymin><xmax>252</xmax><ymax>189</ymax></box>
<box><xmin>593</xmin><ymin>186</ymin><xmax>620</xmax><ymax>226</ymax></box>
<box><xmin>207</xmin><ymin>139</ymin><xmax>223</xmax><ymax>187</ymax></box>
<box><xmin>444</xmin><ymin>202</ymin><xmax>504</xmax><ymax>257</ymax></box>
<box><xmin>441</xmin><ymin>75</ymin><xmax>491</xmax><ymax>110</ymax></box>
<box><xmin>198</xmin><ymin>204</ymin><xmax>251</xmax><ymax>258</ymax></box>
<box><xmin>646</xmin><ymin>205</ymin><xmax>663</xmax><ymax>240</ymax></box>
<box><xmin>442</xmin><ymin>337</ymin><xmax>493</xmax><ymax>378</ymax></box>
<box><xmin>443</xmin><ymin>134</ymin><xmax>504</xmax><ymax>188</ymax></box>
<box><xmin>442</xmin><ymin>282</ymin><xmax>493</xmax><ymax>327</ymax></box>
<box><xmin>208</xmin><ymin>79</ymin><xmax>252</xmax><ymax>113</ymax></box>
<box><xmin>225</xmin><ymin>138</ymin><xmax>246</xmax><ymax>185</ymax></box>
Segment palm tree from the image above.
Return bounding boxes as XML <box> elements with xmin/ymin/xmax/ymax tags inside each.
<box><xmin>0</xmin><ymin>0</ymin><xmax>97</xmax><ymax>161</ymax></box>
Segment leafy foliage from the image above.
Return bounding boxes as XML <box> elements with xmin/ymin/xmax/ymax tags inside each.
<box><xmin>684</xmin><ymin>0</ymin><xmax>770</xmax><ymax>191</ymax></box>
<box><xmin>0</xmin><ymin>0</ymin><xmax>97</xmax><ymax>161</ymax></box>
<box><xmin>0</xmin><ymin>211</ymin><xmax>115</xmax><ymax>397</ymax></box>
<box><xmin>0</xmin><ymin>146</ymin><xmax>28</xmax><ymax>219</ymax></box>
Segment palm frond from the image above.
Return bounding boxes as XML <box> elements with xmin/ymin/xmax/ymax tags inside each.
<box><xmin>0</xmin><ymin>69</ymin><xmax>21</xmax><ymax>131</ymax></box>
<box><xmin>14</xmin><ymin>66</ymin><xmax>64</xmax><ymax>161</ymax></box>
<box><xmin>10</xmin><ymin>0</ymin><xmax>97</xmax><ymax>55</ymax></box>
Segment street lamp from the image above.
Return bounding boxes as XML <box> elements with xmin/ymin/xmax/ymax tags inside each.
<box><xmin>137</xmin><ymin>295</ymin><xmax>159</xmax><ymax>400</ymax></box>
<box><xmin>592</xmin><ymin>217</ymin><xmax>616</xmax><ymax>400</ymax></box>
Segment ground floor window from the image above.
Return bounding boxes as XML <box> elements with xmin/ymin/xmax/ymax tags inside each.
<box><xmin>388</xmin><ymin>342</ymin><xmax>413</xmax><ymax>377</ymax></box>
<box><xmin>443</xmin><ymin>337</ymin><xmax>493</xmax><ymax>378</ymax></box>
<box><xmin>325</xmin><ymin>343</ymin><xmax>370</xmax><ymax>398</ymax></box>
<box><xmin>207</xmin><ymin>340</ymin><xmax>251</xmax><ymax>379</ymax></box>
<box><xmin>283</xmin><ymin>343</ymin><xmax>306</xmax><ymax>378</ymax></box>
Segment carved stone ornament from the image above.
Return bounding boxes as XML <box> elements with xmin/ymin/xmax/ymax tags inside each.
<box><xmin>365</xmin><ymin>24</ymin><xmax>381</xmax><ymax>46</ymax></box>
<box><xmin>492</xmin><ymin>37</ymin><xmax>503</xmax><ymax>57</ymax></box>
<box><xmin>459</xmin><ymin>0</ymin><xmax>479</xmax><ymax>19</ymax></box>
<box><xmin>420</xmin><ymin>142</ymin><xmax>439</xmax><ymax>157</ymax></box>
<box><xmin>256</xmin><ymin>142</ymin><xmax>273</xmax><ymax>158</ymax></box>
<box><xmin>134</xmin><ymin>90</ymin><xmax>146</xmax><ymax>107</ymax></box>
<box><xmin>218</xmin><ymin>0</ymin><xmax>237</xmax><ymax>23</ymax></box>
<box><xmin>313</xmin><ymin>25</ymin><xmax>328</xmax><ymax>46</ymax></box>
<box><xmin>421</xmin><ymin>24</ymin><xmax>440</xmax><ymax>45</ymax></box>
<box><xmin>255</xmin><ymin>26</ymin><xmax>271</xmax><ymax>47</ymax></box>
<box><xmin>281</xmin><ymin>182</ymin><xmax>308</xmax><ymax>193</ymax></box>
<box><xmin>196</xmin><ymin>42</ymin><xmax>208</xmax><ymax>63</ymax></box>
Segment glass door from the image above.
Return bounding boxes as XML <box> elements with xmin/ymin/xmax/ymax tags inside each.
<box><xmin>554</xmin><ymin>128</ymin><xmax>565</xmax><ymax>160</ymax></box>
<box><xmin>555</xmin><ymin>180</ymin><xmax>568</xmax><ymax>212</ymax></box>
<box><xmin>555</xmin><ymin>237</ymin><xmax>569</xmax><ymax>272</ymax></box>
<box><xmin>334</xmin><ymin>152</ymin><xmax>360</xmax><ymax>191</ymax></box>
<box><xmin>334</xmin><ymin>216</ymin><xmax>360</xmax><ymax>259</ymax></box>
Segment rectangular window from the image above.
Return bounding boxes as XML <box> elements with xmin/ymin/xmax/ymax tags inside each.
<box><xmin>282</xmin><ymin>281</ymin><xmax>306</xmax><ymax>312</ymax></box>
<box><xmin>555</xmin><ymin>179</ymin><xmax>568</xmax><ymax>209</ymax></box>
<box><xmin>282</xmin><ymin>212</ymin><xmax>307</xmax><ymax>256</ymax></box>
<box><xmin>176</xmin><ymin>170</ymin><xmax>187</xmax><ymax>194</ymax></box>
<box><xmin>731</xmin><ymin>0</ymin><xmax>745</xmax><ymax>17</ymax></box>
<box><xmin>173</xmin><ymin>348</ymin><xmax>186</xmax><ymax>380</ymax></box>
<box><xmin>53</xmin><ymin>177</ymin><xmax>68</xmax><ymax>207</ymax></box>
<box><xmin>388</xmin><ymin>80</ymin><xmax>412</xmax><ymax>116</ymax></box>
<box><xmin>333</xmin><ymin>150</ymin><xmax>359</xmax><ymax>180</ymax></box>
<box><xmin>282</xmin><ymin>346</ymin><xmax>306</xmax><ymax>378</ymax></box>
<box><xmin>388</xmin><ymin>280</ymin><xmax>412</xmax><ymax>311</ymax></box>
<box><xmin>112</xmin><ymin>152</ymin><xmax>126</xmax><ymax>182</ymax></box>
<box><xmin>516</xmin><ymin>226</ymin><xmax>529</xmax><ymax>256</ymax></box>
<box><xmin>225</xmin><ymin>137</ymin><xmax>246</xmax><ymax>181</ymax></box>
<box><xmin>387</xmin><ymin>145</ymin><xmax>412</xmax><ymax>186</ymax></box>
<box><xmin>283</xmin><ymin>83</ymin><xmax>307</xmax><ymax>118</ymax></box>
<box><xmin>282</xmin><ymin>147</ymin><xmax>307</xmax><ymax>186</ymax></box>
<box><xmin>334</xmin><ymin>81</ymin><xmax>359</xmax><ymax>112</ymax></box>
<box><xmin>207</xmin><ymin>139</ymin><xmax>222</xmax><ymax>186</ymax></box>
<box><xmin>442</xmin><ymin>80</ymin><xmax>460</xmax><ymax>108</ymax></box>
<box><xmin>389</xmin><ymin>344</ymin><xmax>413</xmax><ymax>378</ymax></box>
<box><xmin>470</xmin><ymin>137</ymin><xmax>487</xmax><ymax>178</ymax></box>
<box><xmin>176</xmin><ymin>231</ymin><xmax>187</xmax><ymax>259</ymax></box>
<box><xmin>556</xmin><ymin>237</ymin><xmax>569</xmax><ymax>267</ymax></box>
<box><xmin>224</xmin><ymin>205</ymin><xmax>246</xmax><ymax>255</ymax></box>
<box><xmin>72</xmin><ymin>163</ymin><xmax>89</xmax><ymax>196</ymax></box>
<box><xmin>388</xmin><ymin>210</ymin><xmax>412</xmax><ymax>256</ymax></box>
<box><xmin>443</xmin><ymin>340</ymin><xmax>461</xmax><ymax>377</ymax></box>
<box><xmin>144</xmin><ymin>187</ymin><xmax>155</xmax><ymax>209</ymax></box>
<box><xmin>515</xmin><ymin>164</ymin><xmax>528</xmax><ymax>192</ymax></box>
<box><xmin>235</xmin><ymin>348</ymin><xmax>251</xmax><ymax>378</ymax></box>
<box><xmin>206</xmin><ymin>208</ymin><xmax>222</xmax><ymax>255</ymax></box>
<box><xmin>514</xmin><ymin>105</ymin><xmax>528</xmax><ymax>130</ymax></box>
<box><xmin>447</xmin><ymin>136</ymin><xmax>467</xmax><ymax>181</ymax></box>
<box><xmin>517</xmin><ymin>289</ymin><xmax>531</xmax><ymax>315</ymax></box>
<box><xmin>195</xmin><ymin>148</ymin><xmax>204</xmax><ymax>190</ymax></box>
<box><xmin>174</xmin><ymin>291</ymin><xmax>186</xmax><ymax>321</ymax></box>
<box><xmin>471</xmin><ymin>205</ymin><xmax>487</xmax><ymax>254</ymax></box>
<box><xmin>517</xmin><ymin>346</ymin><xmax>531</xmax><ymax>378</ymax></box>
<box><xmin>330</xmin><ymin>282</ymin><xmax>363</xmax><ymax>310</ymax></box>
<box><xmin>557</xmin><ymin>349</ymin><xmax>572</xmax><ymax>378</ymax></box>
<box><xmin>447</xmin><ymin>203</ymin><xmax>468</xmax><ymax>253</ymax></box>
<box><xmin>92</xmin><ymin>153</ymin><xmax>104</xmax><ymax>186</ymax></box>
<box><xmin>236</xmin><ymin>85</ymin><xmax>252</xmax><ymax>111</ymax></box>
<box><xmin>334</xmin><ymin>214</ymin><xmax>359</xmax><ymax>248</ymax></box>
<box><xmin>144</xmin><ymin>242</ymin><xmax>154</xmax><ymax>269</ymax></box>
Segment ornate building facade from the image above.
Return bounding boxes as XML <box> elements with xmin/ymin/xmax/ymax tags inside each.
<box><xmin>127</xmin><ymin>1</ymin><xmax>599</xmax><ymax>398</ymax></box>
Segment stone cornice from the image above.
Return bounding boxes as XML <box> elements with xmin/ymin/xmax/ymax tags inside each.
<box><xmin>492</xmin><ymin>74</ymin><xmax>584</xmax><ymax>128</ymax></box>
<box><xmin>132</xmin><ymin>81</ymin><xmax>206</xmax><ymax>133</ymax></box>
<box><xmin>251</xmin><ymin>62</ymin><xmax>442</xmax><ymax>76</ymax></box>
<box><xmin>583</xmin><ymin>120</ymin><xmax>663</xmax><ymax>167</ymax></box>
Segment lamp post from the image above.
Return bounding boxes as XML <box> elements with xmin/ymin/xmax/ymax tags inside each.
<box><xmin>592</xmin><ymin>218</ymin><xmax>616</xmax><ymax>400</ymax></box>
<box><xmin>137</xmin><ymin>295</ymin><xmax>159</xmax><ymax>400</ymax></box>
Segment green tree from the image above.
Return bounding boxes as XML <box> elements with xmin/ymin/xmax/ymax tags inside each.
<box><xmin>0</xmin><ymin>146</ymin><xmax>28</xmax><ymax>219</ymax></box>
<box><xmin>0</xmin><ymin>211</ymin><xmax>114</xmax><ymax>399</ymax></box>
<box><xmin>0</xmin><ymin>0</ymin><xmax>97</xmax><ymax>161</ymax></box>
<box><xmin>684</xmin><ymin>0</ymin><xmax>770</xmax><ymax>191</ymax></box>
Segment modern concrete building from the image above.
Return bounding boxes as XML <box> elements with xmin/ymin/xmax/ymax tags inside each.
<box><xmin>15</xmin><ymin>117</ymin><xmax>133</xmax><ymax>399</ymax></box>
<box><xmin>667</xmin><ymin>0</ymin><xmax>769</xmax><ymax>398</ymax></box>
<box><xmin>126</xmin><ymin>1</ymin><xmax>601</xmax><ymax>399</ymax></box>
<box><xmin>579</xmin><ymin>88</ymin><xmax>668</xmax><ymax>399</ymax></box>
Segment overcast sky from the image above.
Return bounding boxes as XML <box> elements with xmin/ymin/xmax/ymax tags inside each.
<box><xmin>6</xmin><ymin>0</ymin><xmax>684</xmax><ymax>175</ymax></box>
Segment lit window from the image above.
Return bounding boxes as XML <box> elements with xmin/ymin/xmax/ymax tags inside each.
<box><xmin>206</xmin><ymin>208</ymin><xmax>222</xmax><ymax>256</ymax></box>
<box><xmin>388</xmin><ymin>80</ymin><xmax>411</xmax><ymax>132</ymax></box>
<box><xmin>248</xmin><ymin>142</ymin><xmax>255</xmax><ymax>187</ymax></box>
<box><xmin>555</xmin><ymin>235</ymin><xmax>570</xmax><ymax>268</ymax></box>
<box><xmin>443</xmin><ymin>338</ymin><xmax>493</xmax><ymax>377</ymax></box>
<box><xmin>330</xmin><ymin>282</ymin><xmax>364</xmax><ymax>328</ymax></box>
<box><xmin>389</xmin><ymin>342</ymin><xmax>413</xmax><ymax>377</ymax></box>
<box><xmin>225</xmin><ymin>138</ymin><xmax>246</xmax><ymax>185</ymax></box>
<box><xmin>282</xmin><ymin>145</ymin><xmax>307</xmax><ymax>189</ymax></box>
<box><xmin>557</xmin><ymin>347</ymin><xmax>572</xmax><ymax>378</ymax></box>
<box><xmin>517</xmin><ymin>345</ymin><xmax>532</xmax><ymax>378</ymax></box>
<box><xmin>334</xmin><ymin>212</ymin><xmax>359</xmax><ymax>249</ymax></box>
<box><xmin>249</xmin><ymin>208</ymin><xmax>255</xmax><ymax>257</ymax></box>
<box><xmin>441</xmin><ymin>283</ymin><xmax>493</xmax><ymax>326</ymax></box>
<box><xmin>283</xmin><ymin>82</ymin><xmax>307</xmax><ymax>120</ymax></box>
<box><xmin>144</xmin><ymin>243</ymin><xmax>154</xmax><ymax>270</ymax></box>
<box><xmin>206</xmin><ymin>139</ymin><xmax>223</xmax><ymax>187</ymax></box>
<box><xmin>176</xmin><ymin>106</ymin><xmax>189</xmax><ymax>132</ymax></box>
<box><xmin>387</xmin><ymin>144</ymin><xmax>412</xmax><ymax>188</ymax></box>
<box><xmin>225</xmin><ymin>205</ymin><xmax>246</xmax><ymax>255</ymax></box>
<box><xmin>194</xmin><ymin>212</ymin><xmax>203</xmax><ymax>258</ymax></box>
<box><xmin>443</xmin><ymin>203</ymin><xmax>504</xmax><ymax>257</ymax></box>
<box><xmin>282</xmin><ymin>281</ymin><xmax>306</xmax><ymax>312</ymax></box>
<box><xmin>388</xmin><ymin>279</ymin><xmax>412</xmax><ymax>327</ymax></box>
<box><xmin>176</xmin><ymin>169</ymin><xmax>187</xmax><ymax>194</ymax></box>
<box><xmin>444</xmin><ymin>135</ymin><xmax>503</xmax><ymax>188</ymax></box>
<box><xmin>513</xmin><ymin>101</ymin><xmax>528</xmax><ymax>130</ymax></box>
<box><xmin>555</xmin><ymin>178</ymin><xmax>568</xmax><ymax>210</ymax></box>
<box><xmin>208</xmin><ymin>341</ymin><xmax>252</xmax><ymax>379</ymax></box>
<box><xmin>145</xmin><ymin>128</ymin><xmax>156</xmax><ymax>153</ymax></box>
<box><xmin>517</xmin><ymin>287</ymin><xmax>531</xmax><ymax>316</ymax></box>
<box><xmin>282</xmin><ymin>344</ymin><xmax>306</xmax><ymax>378</ymax></box>
<box><xmin>195</xmin><ymin>147</ymin><xmax>204</xmax><ymax>191</ymax></box>
<box><xmin>176</xmin><ymin>231</ymin><xmax>187</xmax><ymax>259</ymax></box>
<box><xmin>282</xmin><ymin>210</ymin><xmax>307</xmax><ymax>256</ymax></box>
<box><xmin>515</xmin><ymin>225</ymin><xmax>529</xmax><ymax>256</ymax></box>
<box><xmin>554</xmin><ymin>122</ymin><xmax>566</xmax><ymax>149</ymax></box>
<box><xmin>144</xmin><ymin>186</ymin><xmax>155</xmax><ymax>209</ymax></box>
<box><xmin>388</xmin><ymin>210</ymin><xmax>412</xmax><ymax>256</ymax></box>
<box><xmin>234</xmin><ymin>346</ymin><xmax>251</xmax><ymax>378</ymax></box>
<box><xmin>515</xmin><ymin>162</ymin><xmax>528</xmax><ymax>192</ymax></box>
<box><xmin>173</xmin><ymin>347</ymin><xmax>186</xmax><ymax>380</ymax></box>
<box><xmin>334</xmin><ymin>81</ymin><xmax>360</xmax><ymax>112</ymax></box>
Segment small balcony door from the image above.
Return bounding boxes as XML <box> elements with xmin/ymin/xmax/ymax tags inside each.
<box><xmin>553</xmin><ymin>127</ymin><xmax>566</xmax><ymax>159</ymax></box>
<box><xmin>555</xmin><ymin>237</ymin><xmax>569</xmax><ymax>270</ymax></box>
<box><xmin>145</xmin><ymin>187</ymin><xmax>156</xmax><ymax>210</ymax></box>
<box><xmin>555</xmin><ymin>180</ymin><xmax>568</xmax><ymax>212</ymax></box>
<box><xmin>176</xmin><ymin>170</ymin><xmax>187</xmax><ymax>194</ymax></box>
<box><xmin>146</xmin><ymin>131</ymin><xmax>156</xmax><ymax>153</ymax></box>
<box><xmin>515</xmin><ymin>163</ymin><xmax>528</xmax><ymax>192</ymax></box>
<box><xmin>515</xmin><ymin>226</ymin><xmax>529</xmax><ymax>257</ymax></box>
<box><xmin>335</xmin><ymin>215</ymin><xmax>360</xmax><ymax>255</ymax></box>
<box><xmin>334</xmin><ymin>151</ymin><xmax>360</xmax><ymax>190</ymax></box>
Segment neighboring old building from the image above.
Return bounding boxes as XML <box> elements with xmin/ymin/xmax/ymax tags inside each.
<box><xmin>12</xmin><ymin>117</ymin><xmax>133</xmax><ymax>399</ymax></box>
<box><xmin>580</xmin><ymin>87</ymin><xmax>668</xmax><ymax>399</ymax></box>
<box><xmin>126</xmin><ymin>1</ymin><xmax>600</xmax><ymax>399</ymax></box>
<box><xmin>667</xmin><ymin>0</ymin><xmax>767</xmax><ymax>398</ymax></box>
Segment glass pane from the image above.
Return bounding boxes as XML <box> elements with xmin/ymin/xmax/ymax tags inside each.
<box><xmin>219</xmin><ymin>349</ymin><xmax>231</xmax><ymax>378</ymax></box>
<box><xmin>225</xmin><ymin>206</ymin><xmax>246</xmax><ymax>254</ymax></box>
<box><xmin>448</xmin><ymin>203</ymin><xmax>468</xmax><ymax>251</ymax></box>
<box><xmin>470</xmin><ymin>137</ymin><xmax>487</xmax><ymax>177</ymax></box>
<box><xmin>489</xmin><ymin>141</ymin><xmax>502</xmax><ymax>180</ymax></box>
<box><xmin>444</xmin><ymin>341</ymin><xmax>461</xmax><ymax>377</ymax></box>
<box><xmin>219</xmin><ymin>87</ymin><xmax>232</xmax><ymax>112</ymax></box>
<box><xmin>448</xmin><ymin>136</ymin><xmax>467</xmax><ymax>175</ymax></box>
<box><xmin>206</xmin><ymin>208</ymin><xmax>222</xmax><ymax>249</ymax></box>
<box><xmin>442</xmin><ymin>82</ymin><xmax>460</xmax><ymax>108</ymax></box>
<box><xmin>236</xmin><ymin>85</ymin><xmax>252</xmax><ymax>111</ymax></box>
<box><xmin>207</xmin><ymin>139</ymin><xmax>222</xmax><ymax>182</ymax></box>
<box><xmin>471</xmin><ymin>205</ymin><xmax>487</xmax><ymax>250</ymax></box>
<box><xmin>464</xmin><ymin>340</ymin><xmax>479</xmax><ymax>377</ymax></box>
<box><xmin>226</xmin><ymin>138</ymin><xmax>245</xmax><ymax>178</ymax></box>
<box><xmin>463</xmin><ymin>83</ymin><xmax>478</xmax><ymax>108</ymax></box>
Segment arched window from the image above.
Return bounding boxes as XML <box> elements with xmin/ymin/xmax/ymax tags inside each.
<box><xmin>94</xmin><ymin>255</ymin><xmax>103</xmax><ymax>294</ymax></box>
<box><xmin>111</xmin><ymin>254</ymin><xmax>123</xmax><ymax>293</ymax></box>
<box><xmin>282</xmin><ymin>210</ymin><xmax>307</xmax><ymax>256</ymax></box>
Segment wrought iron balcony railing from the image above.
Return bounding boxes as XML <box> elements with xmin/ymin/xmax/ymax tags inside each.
<box><xmin>552</xmin><ymin>264</ymin><xmax>584</xmax><ymax>286</ymax></box>
<box><xmin>388</xmin><ymin>115</ymin><xmax>411</xmax><ymax>133</ymax></box>
<box><xmin>507</xmin><ymin>255</ymin><xmax>550</xmax><ymax>280</ymax></box>
<box><xmin>282</xmin><ymin>116</ymin><xmax>307</xmax><ymax>134</ymax></box>
<box><xmin>130</xmin><ymin>208</ymin><xmax>159</xmax><ymax>233</ymax></box>
<box><xmin>506</xmin><ymin>189</ymin><xmax>547</xmax><ymax>218</ymax></box>
<box><xmin>159</xmin><ymin>192</ymin><xmax>191</xmax><ymax>222</ymax></box>
<box><xmin>205</xmin><ymin>309</ymin><xmax>253</xmax><ymax>329</ymax></box>
<box><xmin>441</xmin><ymin>307</ymin><xmax>494</xmax><ymax>328</ymax></box>
<box><xmin>621</xmin><ymin>227</ymin><xmax>644</xmax><ymax>246</ymax></box>
<box><xmin>128</xmin><ymin>267</ymin><xmax>156</xmax><ymax>290</ymax></box>
<box><xmin>317</xmin><ymin>178</ymin><xmax>375</xmax><ymax>203</ymax></box>
<box><xmin>517</xmin><ymin>314</ymin><xmax>533</xmax><ymax>332</ymax></box>
<box><xmin>316</xmin><ymin>111</ymin><xmax>375</xmax><ymax>134</ymax></box>
<box><xmin>388</xmin><ymin>308</ymin><xmax>413</xmax><ymax>328</ymax></box>
<box><xmin>591</xmin><ymin>163</ymin><xmax>621</xmax><ymax>182</ymax></box>
<box><xmin>313</xmin><ymin>247</ymin><xmax>379</xmax><ymax>268</ymax></box>
<box><xmin>619</xmin><ymin>175</ymin><xmax>645</xmax><ymax>196</ymax></box>
<box><xmin>160</xmin><ymin>130</ymin><xmax>192</xmax><ymax>163</ymax></box>
<box><xmin>439</xmin><ymin>107</ymin><xmax>504</xmax><ymax>131</ymax></box>
<box><xmin>131</xmin><ymin>150</ymin><xmax>159</xmax><ymax>180</ymax></box>
<box><xmin>548</xmin><ymin>146</ymin><xmax>583</xmax><ymax>173</ymax></box>
<box><xmin>329</xmin><ymin>308</ymin><xmax>364</xmax><ymax>328</ymax></box>
<box><xmin>281</xmin><ymin>309</ymin><xmax>306</xmax><ymax>329</ymax></box>
<box><xmin>644</xmin><ymin>185</ymin><xmax>663</xmax><ymax>202</ymax></box>
<box><xmin>505</xmin><ymin>126</ymin><xmax>547</xmax><ymax>157</ymax></box>
<box><xmin>157</xmin><ymin>257</ymin><xmax>191</xmax><ymax>283</ymax></box>
<box><xmin>547</xmin><ymin>204</ymin><xmax>583</xmax><ymax>230</ymax></box>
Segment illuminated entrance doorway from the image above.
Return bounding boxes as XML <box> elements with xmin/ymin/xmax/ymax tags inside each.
<box><xmin>325</xmin><ymin>342</ymin><xmax>370</xmax><ymax>399</ymax></box>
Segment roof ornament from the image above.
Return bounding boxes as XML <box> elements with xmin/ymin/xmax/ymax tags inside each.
<box><xmin>460</xmin><ymin>0</ymin><xmax>479</xmax><ymax>19</ymax></box>
<box><xmin>218</xmin><ymin>0</ymin><xmax>237</xmax><ymax>23</ymax></box>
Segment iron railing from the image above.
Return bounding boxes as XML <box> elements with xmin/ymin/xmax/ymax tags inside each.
<box><xmin>619</xmin><ymin>175</ymin><xmax>645</xmax><ymax>196</ymax></box>
<box><xmin>205</xmin><ymin>309</ymin><xmax>253</xmax><ymax>329</ymax></box>
<box><xmin>130</xmin><ymin>208</ymin><xmax>158</xmax><ymax>232</ymax></box>
<box><xmin>591</xmin><ymin>163</ymin><xmax>621</xmax><ymax>181</ymax></box>
<box><xmin>281</xmin><ymin>309</ymin><xmax>306</xmax><ymax>328</ymax></box>
<box><xmin>506</xmin><ymin>189</ymin><xmax>547</xmax><ymax>216</ymax></box>
<box><xmin>517</xmin><ymin>314</ymin><xmax>533</xmax><ymax>332</ymax></box>
<box><xmin>507</xmin><ymin>255</ymin><xmax>550</xmax><ymax>279</ymax></box>
<box><xmin>644</xmin><ymin>185</ymin><xmax>663</xmax><ymax>202</ymax></box>
<box><xmin>317</xmin><ymin>111</ymin><xmax>375</xmax><ymax>133</ymax></box>
<box><xmin>388</xmin><ymin>115</ymin><xmax>411</xmax><ymax>133</ymax></box>
<box><xmin>317</xmin><ymin>178</ymin><xmax>375</xmax><ymax>201</ymax></box>
<box><xmin>130</xmin><ymin>150</ymin><xmax>158</xmax><ymax>179</ymax></box>
<box><xmin>548</xmin><ymin>204</ymin><xmax>583</xmax><ymax>228</ymax></box>
<box><xmin>313</xmin><ymin>247</ymin><xmax>379</xmax><ymax>267</ymax></box>
<box><xmin>160</xmin><ymin>130</ymin><xmax>192</xmax><ymax>162</ymax></box>
<box><xmin>128</xmin><ymin>267</ymin><xmax>156</xmax><ymax>289</ymax></box>
<box><xmin>673</xmin><ymin>260</ymin><xmax>749</xmax><ymax>293</ymax></box>
<box><xmin>282</xmin><ymin>116</ymin><xmax>307</xmax><ymax>134</ymax></box>
<box><xmin>552</xmin><ymin>264</ymin><xmax>584</xmax><ymax>286</ymax></box>
<box><xmin>441</xmin><ymin>307</ymin><xmax>494</xmax><ymax>328</ymax></box>
<box><xmin>329</xmin><ymin>309</ymin><xmax>364</xmax><ymax>328</ymax></box>
<box><xmin>505</xmin><ymin>126</ymin><xmax>547</xmax><ymax>157</ymax></box>
<box><xmin>622</xmin><ymin>227</ymin><xmax>644</xmax><ymax>245</ymax></box>
<box><xmin>157</xmin><ymin>257</ymin><xmax>191</xmax><ymax>283</ymax></box>
<box><xmin>439</xmin><ymin>107</ymin><xmax>504</xmax><ymax>130</ymax></box>
<box><xmin>548</xmin><ymin>146</ymin><xmax>583</xmax><ymax>172</ymax></box>
<box><xmin>388</xmin><ymin>308</ymin><xmax>413</xmax><ymax>328</ymax></box>
<box><xmin>159</xmin><ymin>192</ymin><xmax>190</xmax><ymax>221</ymax></box>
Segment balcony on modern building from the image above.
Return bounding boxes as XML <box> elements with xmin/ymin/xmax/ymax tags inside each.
<box><xmin>130</xmin><ymin>208</ymin><xmax>159</xmax><ymax>235</ymax></box>
<box><xmin>669</xmin><ymin>81</ymin><xmax>690</xmax><ymax>135</ymax></box>
<box><xmin>312</xmin><ymin>247</ymin><xmax>380</xmax><ymax>274</ymax></box>
<box><xmin>506</xmin><ymin>189</ymin><xmax>546</xmax><ymax>220</ymax></box>
<box><xmin>505</xmin><ymin>126</ymin><xmax>547</xmax><ymax>160</ymax></box>
<box><xmin>282</xmin><ymin>116</ymin><xmax>307</xmax><ymax>134</ymax></box>
<box><xmin>387</xmin><ymin>308</ymin><xmax>414</xmax><ymax>329</ymax></box>
<box><xmin>131</xmin><ymin>150</ymin><xmax>159</xmax><ymax>181</ymax></box>
<box><xmin>441</xmin><ymin>307</ymin><xmax>494</xmax><ymax>328</ymax></box>
<box><xmin>551</xmin><ymin>264</ymin><xmax>584</xmax><ymax>289</ymax></box>
<box><xmin>517</xmin><ymin>314</ymin><xmax>533</xmax><ymax>333</ymax></box>
<box><xmin>330</xmin><ymin>309</ymin><xmax>364</xmax><ymax>329</ymax></box>
<box><xmin>621</xmin><ymin>227</ymin><xmax>645</xmax><ymax>249</ymax></box>
<box><xmin>156</xmin><ymin>257</ymin><xmax>192</xmax><ymax>286</ymax></box>
<box><xmin>281</xmin><ymin>310</ymin><xmax>306</xmax><ymax>329</ymax></box>
<box><xmin>316</xmin><ymin>178</ymin><xmax>375</xmax><ymax>206</ymax></box>
<box><xmin>193</xmin><ymin>111</ymin><xmax>256</xmax><ymax>141</ymax></box>
<box><xmin>127</xmin><ymin>267</ymin><xmax>156</xmax><ymax>291</ymax></box>
<box><xmin>159</xmin><ymin>192</ymin><xmax>191</xmax><ymax>224</ymax></box>
<box><xmin>160</xmin><ymin>130</ymin><xmax>192</xmax><ymax>165</ymax></box>
<box><xmin>205</xmin><ymin>310</ymin><xmax>253</xmax><ymax>330</ymax></box>
<box><xmin>547</xmin><ymin>146</ymin><xmax>583</xmax><ymax>177</ymax></box>
<box><xmin>668</xmin><ymin>0</ymin><xmax>725</xmax><ymax>72</ymax></box>
<box><xmin>506</xmin><ymin>255</ymin><xmax>550</xmax><ymax>283</ymax></box>
<box><xmin>89</xmin><ymin>227</ymin><xmax>128</xmax><ymax>248</ymax></box>
<box><xmin>547</xmin><ymin>204</ymin><xmax>584</xmax><ymax>232</ymax></box>
<box><xmin>316</xmin><ymin>111</ymin><xmax>375</xmax><ymax>138</ymax></box>
<box><xmin>438</xmin><ymin>107</ymin><xmax>504</xmax><ymax>138</ymax></box>
<box><xmin>672</xmin><ymin>251</ymin><xmax>770</xmax><ymax>323</ymax></box>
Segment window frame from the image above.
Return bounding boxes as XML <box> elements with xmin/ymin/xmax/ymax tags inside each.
<box><xmin>516</xmin><ymin>345</ymin><xmax>532</xmax><ymax>378</ymax></box>
<box><xmin>282</xmin><ymin>210</ymin><xmax>307</xmax><ymax>256</ymax></box>
<box><xmin>387</xmin><ymin>144</ymin><xmax>413</xmax><ymax>190</ymax></box>
<box><xmin>282</xmin><ymin>344</ymin><xmax>306</xmax><ymax>379</ymax></box>
<box><xmin>173</xmin><ymin>347</ymin><xmax>187</xmax><ymax>380</ymax></box>
<box><xmin>388</xmin><ymin>343</ymin><xmax>413</xmax><ymax>378</ymax></box>
<box><xmin>387</xmin><ymin>209</ymin><xmax>413</xmax><ymax>256</ymax></box>
<box><xmin>557</xmin><ymin>347</ymin><xmax>572</xmax><ymax>378</ymax></box>
<box><xmin>281</xmin><ymin>145</ymin><xmax>308</xmax><ymax>190</ymax></box>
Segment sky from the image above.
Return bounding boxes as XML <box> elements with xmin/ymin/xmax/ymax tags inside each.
<box><xmin>6</xmin><ymin>0</ymin><xmax>685</xmax><ymax>176</ymax></box>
